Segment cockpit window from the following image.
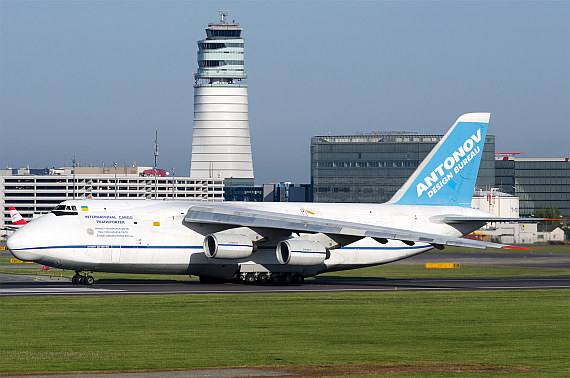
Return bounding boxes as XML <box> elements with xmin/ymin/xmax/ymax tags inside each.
<box><xmin>52</xmin><ymin>204</ymin><xmax>78</xmax><ymax>216</ymax></box>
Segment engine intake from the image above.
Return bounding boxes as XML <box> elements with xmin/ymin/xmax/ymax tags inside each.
<box><xmin>204</xmin><ymin>233</ymin><xmax>253</xmax><ymax>259</ymax></box>
<box><xmin>276</xmin><ymin>239</ymin><xmax>327</xmax><ymax>266</ymax></box>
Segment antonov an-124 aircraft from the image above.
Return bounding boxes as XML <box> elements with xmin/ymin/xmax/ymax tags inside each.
<box><xmin>8</xmin><ymin>113</ymin><xmax>534</xmax><ymax>285</ymax></box>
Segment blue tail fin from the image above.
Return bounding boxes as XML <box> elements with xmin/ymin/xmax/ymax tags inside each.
<box><xmin>389</xmin><ymin>113</ymin><xmax>490</xmax><ymax>207</ymax></box>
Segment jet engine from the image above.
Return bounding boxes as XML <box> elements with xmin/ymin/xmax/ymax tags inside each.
<box><xmin>276</xmin><ymin>239</ymin><xmax>327</xmax><ymax>266</ymax></box>
<box><xmin>203</xmin><ymin>233</ymin><xmax>253</xmax><ymax>259</ymax></box>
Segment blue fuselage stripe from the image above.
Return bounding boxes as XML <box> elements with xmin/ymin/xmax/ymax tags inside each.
<box><xmin>10</xmin><ymin>244</ymin><xmax>430</xmax><ymax>252</ymax></box>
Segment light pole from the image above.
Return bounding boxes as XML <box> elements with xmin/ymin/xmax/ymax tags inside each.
<box><xmin>72</xmin><ymin>157</ymin><xmax>76</xmax><ymax>200</ymax></box>
<box><xmin>154</xmin><ymin>131</ymin><xmax>159</xmax><ymax>200</ymax></box>
<box><xmin>113</xmin><ymin>162</ymin><xmax>118</xmax><ymax>199</ymax></box>
<box><xmin>171</xmin><ymin>168</ymin><xmax>175</xmax><ymax>199</ymax></box>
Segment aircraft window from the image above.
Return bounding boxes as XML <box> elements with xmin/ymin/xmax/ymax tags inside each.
<box><xmin>52</xmin><ymin>204</ymin><xmax>78</xmax><ymax>216</ymax></box>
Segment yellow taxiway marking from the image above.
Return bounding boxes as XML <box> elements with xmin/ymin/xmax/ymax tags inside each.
<box><xmin>426</xmin><ymin>263</ymin><xmax>460</xmax><ymax>269</ymax></box>
<box><xmin>10</xmin><ymin>259</ymin><xmax>34</xmax><ymax>264</ymax></box>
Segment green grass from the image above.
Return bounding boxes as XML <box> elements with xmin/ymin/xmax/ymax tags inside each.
<box><xmin>0</xmin><ymin>256</ymin><xmax>29</xmax><ymax>264</ymax></box>
<box><xmin>0</xmin><ymin>290</ymin><xmax>568</xmax><ymax>376</ymax></box>
<box><xmin>437</xmin><ymin>244</ymin><xmax>570</xmax><ymax>254</ymax></box>
<box><xmin>317</xmin><ymin>263</ymin><xmax>568</xmax><ymax>279</ymax></box>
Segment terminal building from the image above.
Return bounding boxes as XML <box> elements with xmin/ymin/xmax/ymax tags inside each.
<box><xmin>495</xmin><ymin>155</ymin><xmax>570</xmax><ymax>217</ymax></box>
<box><xmin>0</xmin><ymin>166</ymin><xmax>223</xmax><ymax>231</ymax></box>
<box><xmin>262</xmin><ymin>182</ymin><xmax>313</xmax><ymax>202</ymax></box>
<box><xmin>311</xmin><ymin>132</ymin><xmax>496</xmax><ymax>203</ymax></box>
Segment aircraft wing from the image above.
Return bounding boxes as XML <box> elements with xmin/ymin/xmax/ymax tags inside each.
<box><xmin>185</xmin><ymin>204</ymin><xmax>528</xmax><ymax>250</ymax></box>
<box><xmin>1</xmin><ymin>225</ymin><xmax>20</xmax><ymax>231</ymax></box>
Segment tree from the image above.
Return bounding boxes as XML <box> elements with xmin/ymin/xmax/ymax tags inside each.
<box><xmin>533</xmin><ymin>207</ymin><xmax>563</xmax><ymax>226</ymax></box>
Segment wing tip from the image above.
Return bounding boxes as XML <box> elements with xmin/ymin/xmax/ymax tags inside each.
<box><xmin>502</xmin><ymin>245</ymin><xmax>533</xmax><ymax>251</ymax></box>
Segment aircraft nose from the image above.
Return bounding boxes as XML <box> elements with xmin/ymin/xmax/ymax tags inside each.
<box><xmin>7</xmin><ymin>227</ymin><xmax>41</xmax><ymax>262</ymax></box>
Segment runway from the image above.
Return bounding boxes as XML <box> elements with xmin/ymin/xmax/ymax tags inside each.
<box><xmin>1</xmin><ymin>249</ymin><xmax>568</xmax><ymax>296</ymax></box>
<box><xmin>1</xmin><ymin>274</ymin><xmax>568</xmax><ymax>297</ymax></box>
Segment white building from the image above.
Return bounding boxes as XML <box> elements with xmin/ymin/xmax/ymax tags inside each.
<box><xmin>537</xmin><ymin>225</ymin><xmax>565</xmax><ymax>243</ymax></box>
<box><xmin>484</xmin><ymin>223</ymin><xmax>538</xmax><ymax>245</ymax></box>
<box><xmin>471</xmin><ymin>189</ymin><xmax>539</xmax><ymax>244</ymax></box>
<box><xmin>0</xmin><ymin>166</ymin><xmax>223</xmax><ymax>231</ymax></box>
<box><xmin>471</xmin><ymin>188</ymin><xmax>519</xmax><ymax>218</ymax></box>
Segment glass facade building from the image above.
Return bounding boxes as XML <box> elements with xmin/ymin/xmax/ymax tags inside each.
<box><xmin>495</xmin><ymin>158</ymin><xmax>570</xmax><ymax>217</ymax></box>
<box><xmin>311</xmin><ymin>133</ymin><xmax>495</xmax><ymax>203</ymax></box>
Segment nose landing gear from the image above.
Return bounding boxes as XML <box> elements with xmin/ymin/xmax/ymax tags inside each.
<box><xmin>72</xmin><ymin>271</ymin><xmax>94</xmax><ymax>285</ymax></box>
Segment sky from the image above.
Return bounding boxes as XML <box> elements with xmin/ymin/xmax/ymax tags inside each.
<box><xmin>0</xmin><ymin>0</ymin><xmax>568</xmax><ymax>184</ymax></box>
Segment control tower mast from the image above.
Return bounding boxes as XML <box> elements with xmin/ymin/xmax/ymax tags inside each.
<box><xmin>190</xmin><ymin>11</ymin><xmax>254</xmax><ymax>180</ymax></box>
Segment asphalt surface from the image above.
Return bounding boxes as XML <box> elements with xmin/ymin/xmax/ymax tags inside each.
<box><xmin>2</xmin><ymin>274</ymin><xmax>569</xmax><ymax>296</ymax></box>
<box><xmin>1</xmin><ymin>249</ymin><xmax>568</xmax><ymax>297</ymax></box>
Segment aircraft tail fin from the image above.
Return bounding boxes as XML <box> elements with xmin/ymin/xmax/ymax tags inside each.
<box><xmin>9</xmin><ymin>207</ymin><xmax>27</xmax><ymax>225</ymax></box>
<box><xmin>389</xmin><ymin>113</ymin><xmax>490</xmax><ymax>207</ymax></box>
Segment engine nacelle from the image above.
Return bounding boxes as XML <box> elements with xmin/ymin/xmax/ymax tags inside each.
<box><xmin>276</xmin><ymin>239</ymin><xmax>327</xmax><ymax>266</ymax></box>
<box><xmin>204</xmin><ymin>233</ymin><xmax>253</xmax><ymax>259</ymax></box>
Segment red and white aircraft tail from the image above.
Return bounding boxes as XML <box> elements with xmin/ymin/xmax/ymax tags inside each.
<box><xmin>9</xmin><ymin>207</ymin><xmax>27</xmax><ymax>226</ymax></box>
<box><xmin>2</xmin><ymin>207</ymin><xmax>28</xmax><ymax>231</ymax></box>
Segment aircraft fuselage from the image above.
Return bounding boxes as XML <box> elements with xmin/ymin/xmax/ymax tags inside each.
<box><xmin>7</xmin><ymin>199</ymin><xmax>489</xmax><ymax>280</ymax></box>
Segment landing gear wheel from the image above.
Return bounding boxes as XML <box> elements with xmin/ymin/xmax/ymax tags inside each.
<box><xmin>270</xmin><ymin>273</ymin><xmax>282</xmax><ymax>284</ymax></box>
<box><xmin>245</xmin><ymin>273</ymin><xmax>256</xmax><ymax>284</ymax></box>
<box><xmin>257</xmin><ymin>274</ymin><xmax>269</xmax><ymax>285</ymax></box>
<box><xmin>77</xmin><ymin>275</ymin><xmax>85</xmax><ymax>285</ymax></box>
<box><xmin>283</xmin><ymin>273</ymin><xmax>293</xmax><ymax>285</ymax></box>
<box><xmin>84</xmin><ymin>275</ymin><xmax>94</xmax><ymax>285</ymax></box>
<box><xmin>293</xmin><ymin>274</ymin><xmax>304</xmax><ymax>284</ymax></box>
<box><xmin>72</xmin><ymin>275</ymin><xmax>80</xmax><ymax>285</ymax></box>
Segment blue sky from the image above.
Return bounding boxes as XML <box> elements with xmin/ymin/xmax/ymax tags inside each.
<box><xmin>1</xmin><ymin>0</ymin><xmax>568</xmax><ymax>184</ymax></box>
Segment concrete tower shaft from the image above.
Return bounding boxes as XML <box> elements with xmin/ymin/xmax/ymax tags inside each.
<box><xmin>191</xmin><ymin>86</ymin><xmax>253</xmax><ymax>178</ymax></box>
<box><xmin>190</xmin><ymin>11</ymin><xmax>254</xmax><ymax>179</ymax></box>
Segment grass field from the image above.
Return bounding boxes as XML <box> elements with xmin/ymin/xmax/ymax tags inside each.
<box><xmin>0</xmin><ymin>290</ymin><xmax>568</xmax><ymax>376</ymax></box>
<box><xmin>1</xmin><ymin>245</ymin><xmax>568</xmax><ymax>376</ymax></box>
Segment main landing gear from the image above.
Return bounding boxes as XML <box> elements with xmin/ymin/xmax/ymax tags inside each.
<box><xmin>240</xmin><ymin>272</ymin><xmax>304</xmax><ymax>285</ymax></box>
<box><xmin>72</xmin><ymin>271</ymin><xmax>94</xmax><ymax>285</ymax></box>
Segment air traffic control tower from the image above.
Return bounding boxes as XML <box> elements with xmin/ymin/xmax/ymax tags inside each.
<box><xmin>190</xmin><ymin>11</ymin><xmax>254</xmax><ymax>181</ymax></box>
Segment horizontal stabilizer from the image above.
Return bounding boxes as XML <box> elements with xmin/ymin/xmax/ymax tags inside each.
<box><xmin>1</xmin><ymin>226</ymin><xmax>20</xmax><ymax>231</ymax></box>
<box><xmin>442</xmin><ymin>216</ymin><xmax>565</xmax><ymax>224</ymax></box>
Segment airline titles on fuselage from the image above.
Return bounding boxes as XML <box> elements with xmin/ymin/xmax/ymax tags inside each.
<box><xmin>84</xmin><ymin>214</ymin><xmax>133</xmax><ymax>224</ymax></box>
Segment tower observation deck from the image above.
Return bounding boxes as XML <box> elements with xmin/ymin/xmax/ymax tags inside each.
<box><xmin>194</xmin><ymin>11</ymin><xmax>246</xmax><ymax>84</ymax></box>
<box><xmin>190</xmin><ymin>11</ymin><xmax>254</xmax><ymax>179</ymax></box>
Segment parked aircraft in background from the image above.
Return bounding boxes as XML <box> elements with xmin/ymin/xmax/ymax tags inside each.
<box><xmin>8</xmin><ymin>113</ymin><xmax>536</xmax><ymax>285</ymax></box>
<box><xmin>1</xmin><ymin>207</ymin><xmax>28</xmax><ymax>232</ymax></box>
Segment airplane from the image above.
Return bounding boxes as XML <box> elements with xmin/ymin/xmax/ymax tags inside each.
<box><xmin>7</xmin><ymin>113</ymin><xmax>539</xmax><ymax>285</ymax></box>
<box><xmin>1</xmin><ymin>207</ymin><xmax>28</xmax><ymax>231</ymax></box>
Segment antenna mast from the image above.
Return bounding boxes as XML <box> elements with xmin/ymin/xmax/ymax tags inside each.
<box><xmin>154</xmin><ymin>130</ymin><xmax>159</xmax><ymax>200</ymax></box>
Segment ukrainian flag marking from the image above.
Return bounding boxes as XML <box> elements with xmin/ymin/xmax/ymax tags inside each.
<box><xmin>81</xmin><ymin>206</ymin><xmax>89</xmax><ymax>211</ymax></box>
